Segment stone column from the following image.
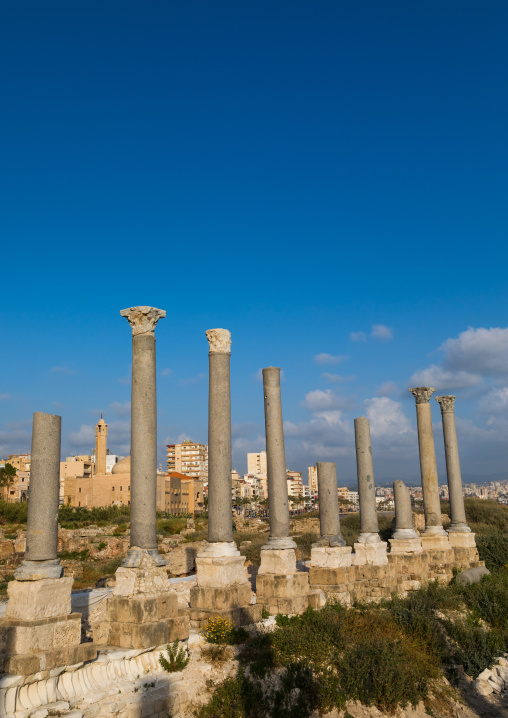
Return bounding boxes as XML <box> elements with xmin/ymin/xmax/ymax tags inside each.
<box><xmin>206</xmin><ymin>328</ymin><xmax>234</xmax><ymax>544</ymax></box>
<box><xmin>392</xmin><ymin>480</ymin><xmax>418</xmax><ymax>539</ymax></box>
<box><xmin>5</xmin><ymin>413</ymin><xmax>96</xmax><ymax>675</ymax></box>
<box><xmin>436</xmin><ymin>396</ymin><xmax>470</xmax><ymax>532</ymax></box>
<box><xmin>15</xmin><ymin>412</ymin><xmax>63</xmax><ymax>580</ymax></box>
<box><xmin>262</xmin><ymin>367</ymin><xmax>295</xmax><ymax>549</ymax></box>
<box><xmin>316</xmin><ymin>462</ymin><xmax>345</xmax><ymax>546</ymax></box>
<box><xmin>257</xmin><ymin>367</ymin><xmax>315</xmax><ymax>615</ymax></box>
<box><xmin>310</xmin><ymin>462</ymin><xmax>351</xmax><ymax>571</ymax></box>
<box><xmin>354</xmin><ymin>417</ymin><xmax>380</xmax><ymax>543</ymax></box>
<box><xmin>120</xmin><ymin>306</ymin><xmax>166</xmax><ymax>567</ymax></box>
<box><xmin>189</xmin><ymin>329</ymin><xmax>260</xmax><ymax>627</ymax></box>
<box><xmin>408</xmin><ymin>387</ymin><xmax>446</xmax><ymax>536</ymax></box>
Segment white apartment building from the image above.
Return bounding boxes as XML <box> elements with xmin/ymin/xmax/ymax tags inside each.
<box><xmin>308</xmin><ymin>465</ymin><xmax>318</xmax><ymax>494</ymax></box>
<box><xmin>247</xmin><ymin>451</ymin><xmax>267</xmax><ymax>478</ymax></box>
<box><xmin>287</xmin><ymin>470</ymin><xmax>304</xmax><ymax>498</ymax></box>
<box><xmin>166</xmin><ymin>440</ymin><xmax>208</xmax><ymax>480</ymax></box>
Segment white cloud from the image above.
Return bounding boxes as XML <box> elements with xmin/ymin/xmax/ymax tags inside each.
<box><xmin>321</xmin><ymin>373</ymin><xmax>352</xmax><ymax>383</ymax></box>
<box><xmin>364</xmin><ymin>397</ymin><xmax>413</xmax><ymax>438</ymax></box>
<box><xmin>375</xmin><ymin>381</ymin><xmax>398</xmax><ymax>397</ymax></box>
<box><xmin>440</xmin><ymin>327</ymin><xmax>508</xmax><ymax>375</ymax></box>
<box><xmin>371</xmin><ymin>324</ymin><xmax>393</xmax><ymax>341</ymax></box>
<box><xmin>302</xmin><ymin>389</ymin><xmax>352</xmax><ymax>412</ymax></box>
<box><xmin>479</xmin><ymin>387</ymin><xmax>508</xmax><ymax>416</ymax></box>
<box><xmin>409</xmin><ymin>364</ymin><xmax>481</xmax><ymax>390</ymax></box>
<box><xmin>0</xmin><ymin>393</ymin><xmax>11</xmax><ymax>401</ymax></box>
<box><xmin>52</xmin><ymin>365</ymin><xmax>77</xmax><ymax>376</ymax></box>
<box><xmin>161</xmin><ymin>368</ymin><xmax>173</xmax><ymax>377</ymax></box>
<box><xmin>314</xmin><ymin>353</ymin><xmax>347</xmax><ymax>365</ymax></box>
<box><xmin>350</xmin><ymin>332</ymin><xmax>367</xmax><ymax>342</ymax></box>
<box><xmin>68</xmin><ymin>424</ymin><xmax>95</xmax><ymax>448</ymax></box>
<box><xmin>109</xmin><ymin>401</ymin><xmax>131</xmax><ymax>418</ymax></box>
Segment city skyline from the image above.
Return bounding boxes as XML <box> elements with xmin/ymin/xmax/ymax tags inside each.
<box><xmin>1</xmin><ymin>3</ymin><xmax>507</xmax><ymax>483</ymax></box>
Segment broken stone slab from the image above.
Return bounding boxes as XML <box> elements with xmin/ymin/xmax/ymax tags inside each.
<box><xmin>455</xmin><ymin>566</ymin><xmax>490</xmax><ymax>586</ymax></box>
<box><xmin>474</xmin><ymin>678</ymin><xmax>494</xmax><ymax>696</ymax></box>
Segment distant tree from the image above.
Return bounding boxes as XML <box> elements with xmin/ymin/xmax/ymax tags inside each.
<box><xmin>0</xmin><ymin>463</ymin><xmax>16</xmax><ymax>489</ymax></box>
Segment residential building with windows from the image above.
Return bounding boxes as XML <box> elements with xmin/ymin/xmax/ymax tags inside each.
<box><xmin>247</xmin><ymin>451</ymin><xmax>267</xmax><ymax>479</ymax></box>
<box><xmin>166</xmin><ymin>440</ymin><xmax>208</xmax><ymax>480</ymax></box>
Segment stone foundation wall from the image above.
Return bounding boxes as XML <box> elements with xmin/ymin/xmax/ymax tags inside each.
<box><xmin>309</xmin><ymin>544</ymin><xmax>482</xmax><ymax>604</ymax></box>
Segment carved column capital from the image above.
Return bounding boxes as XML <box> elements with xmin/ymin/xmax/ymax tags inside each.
<box><xmin>120</xmin><ymin>306</ymin><xmax>166</xmax><ymax>336</ymax></box>
<box><xmin>436</xmin><ymin>395</ymin><xmax>456</xmax><ymax>413</ymax></box>
<box><xmin>408</xmin><ymin>387</ymin><xmax>436</xmax><ymax>404</ymax></box>
<box><xmin>206</xmin><ymin>328</ymin><xmax>231</xmax><ymax>354</ymax></box>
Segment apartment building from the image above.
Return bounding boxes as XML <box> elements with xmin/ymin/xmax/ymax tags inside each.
<box><xmin>247</xmin><ymin>451</ymin><xmax>267</xmax><ymax>478</ymax></box>
<box><xmin>165</xmin><ymin>472</ymin><xmax>204</xmax><ymax>514</ymax></box>
<box><xmin>308</xmin><ymin>465</ymin><xmax>318</xmax><ymax>494</ymax></box>
<box><xmin>287</xmin><ymin>470</ymin><xmax>304</xmax><ymax>498</ymax></box>
<box><xmin>166</xmin><ymin>440</ymin><xmax>208</xmax><ymax>480</ymax></box>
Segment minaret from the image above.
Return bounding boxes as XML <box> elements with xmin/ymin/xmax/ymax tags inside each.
<box><xmin>95</xmin><ymin>416</ymin><xmax>108</xmax><ymax>475</ymax></box>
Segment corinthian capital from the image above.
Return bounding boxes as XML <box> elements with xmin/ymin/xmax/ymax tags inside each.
<box><xmin>206</xmin><ymin>328</ymin><xmax>231</xmax><ymax>354</ymax></box>
<box><xmin>436</xmin><ymin>395</ymin><xmax>455</xmax><ymax>413</ymax></box>
<box><xmin>120</xmin><ymin>306</ymin><xmax>166</xmax><ymax>336</ymax></box>
<box><xmin>408</xmin><ymin>387</ymin><xmax>435</xmax><ymax>404</ymax></box>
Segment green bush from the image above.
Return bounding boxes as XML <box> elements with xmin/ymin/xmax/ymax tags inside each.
<box><xmin>458</xmin><ymin>568</ymin><xmax>508</xmax><ymax>633</ymax></box>
<box><xmin>475</xmin><ymin>531</ymin><xmax>508</xmax><ymax>572</ymax></box>
<box><xmin>442</xmin><ymin>616</ymin><xmax>505</xmax><ymax>677</ymax></box>
<box><xmin>58</xmin><ymin>504</ymin><xmax>130</xmax><ymax>528</ymax></box>
<box><xmin>157</xmin><ymin>517</ymin><xmax>188</xmax><ymax>535</ymax></box>
<box><xmin>159</xmin><ymin>640</ymin><xmax>190</xmax><ymax>672</ymax></box>
<box><xmin>0</xmin><ymin>501</ymin><xmax>28</xmax><ymax>524</ymax></box>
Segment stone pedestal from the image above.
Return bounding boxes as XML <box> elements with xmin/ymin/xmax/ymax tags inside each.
<box><xmin>256</xmin><ymin>547</ymin><xmax>316</xmax><ymax>615</ymax></box>
<box><xmin>420</xmin><ymin>534</ymin><xmax>451</xmax><ymax>552</ymax></box>
<box><xmin>310</xmin><ymin>545</ymin><xmax>352</xmax><ymax>568</ymax></box>
<box><xmin>0</xmin><ymin>578</ymin><xmax>96</xmax><ymax>675</ymax></box>
<box><xmin>447</xmin><ymin>531</ymin><xmax>480</xmax><ymax>571</ymax></box>
<box><xmin>189</xmin><ymin>543</ymin><xmax>261</xmax><ymax>627</ymax></box>
<box><xmin>93</xmin><ymin>558</ymin><xmax>188</xmax><ymax>648</ymax></box>
<box><xmin>389</xmin><ymin>537</ymin><xmax>423</xmax><ymax>554</ymax></box>
<box><xmin>352</xmin><ymin>542</ymin><xmax>388</xmax><ymax>565</ymax></box>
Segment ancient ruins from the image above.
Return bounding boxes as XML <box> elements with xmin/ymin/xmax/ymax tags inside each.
<box><xmin>0</xmin><ymin>307</ymin><xmax>483</xmax><ymax>718</ymax></box>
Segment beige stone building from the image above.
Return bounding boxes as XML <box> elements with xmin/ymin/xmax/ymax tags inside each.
<box><xmin>166</xmin><ymin>440</ymin><xmax>208</xmax><ymax>480</ymax></box>
<box><xmin>165</xmin><ymin>472</ymin><xmax>204</xmax><ymax>514</ymax></box>
<box><xmin>287</xmin><ymin>470</ymin><xmax>304</xmax><ymax>498</ymax></box>
<box><xmin>0</xmin><ymin>454</ymin><xmax>31</xmax><ymax>472</ymax></box>
<box><xmin>247</xmin><ymin>451</ymin><xmax>267</xmax><ymax>478</ymax></box>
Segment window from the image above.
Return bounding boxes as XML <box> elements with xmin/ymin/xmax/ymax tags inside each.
<box><xmin>120</xmin><ymin>486</ymin><xmax>123</xmax><ymax>491</ymax></box>
<box><xmin>79</xmin><ymin>488</ymin><xmax>82</xmax><ymax>493</ymax></box>
<box><xmin>112</xmin><ymin>487</ymin><xmax>115</xmax><ymax>491</ymax></box>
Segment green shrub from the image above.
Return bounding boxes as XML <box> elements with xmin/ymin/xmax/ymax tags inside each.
<box><xmin>58</xmin><ymin>549</ymin><xmax>89</xmax><ymax>561</ymax></box>
<box><xmin>97</xmin><ymin>541</ymin><xmax>106</xmax><ymax>551</ymax></box>
<box><xmin>458</xmin><ymin>569</ymin><xmax>508</xmax><ymax>633</ymax></box>
<box><xmin>157</xmin><ymin>517</ymin><xmax>188</xmax><ymax>535</ymax></box>
<box><xmin>203</xmin><ymin>617</ymin><xmax>248</xmax><ymax>645</ymax></box>
<box><xmin>159</xmin><ymin>640</ymin><xmax>190</xmax><ymax>672</ymax></box>
<box><xmin>475</xmin><ymin>531</ymin><xmax>508</xmax><ymax>572</ymax></box>
<box><xmin>58</xmin><ymin>504</ymin><xmax>130</xmax><ymax>528</ymax></box>
<box><xmin>0</xmin><ymin>501</ymin><xmax>28</xmax><ymax>524</ymax></box>
<box><xmin>442</xmin><ymin>616</ymin><xmax>505</xmax><ymax>677</ymax></box>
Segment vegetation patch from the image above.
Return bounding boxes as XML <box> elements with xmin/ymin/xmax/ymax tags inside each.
<box><xmin>203</xmin><ymin>617</ymin><xmax>248</xmax><ymax>645</ymax></box>
<box><xmin>159</xmin><ymin>640</ymin><xmax>190</xmax><ymax>672</ymax></box>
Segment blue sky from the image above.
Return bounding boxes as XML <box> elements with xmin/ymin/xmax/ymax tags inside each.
<box><xmin>1</xmin><ymin>2</ymin><xmax>507</xmax><ymax>484</ymax></box>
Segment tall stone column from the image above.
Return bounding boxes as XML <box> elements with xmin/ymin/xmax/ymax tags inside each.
<box><xmin>262</xmin><ymin>367</ymin><xmax>294</xmax><ymax>548</ymax></box>
<box><xmin>4</xmin><ymin>413</ymin><xmax>97</xmax><ymax>675</ymax></box>
<box><xmin>408</xmin><ymin>387</ymin><xmax>446</xmax><ymax>536</ymax></box>
<box><xmin>392</xmin><ymin>480</ymin><xmax>418</xmax><ymax>539</ymax></box>
<box><xmin>310</xmin><ymin>462</ymin><xmax>351</xmax><ymax>573</ymax></box>
<box><xmin>206</xmin><ymin>328</ymin><xmax>234</xmax><ymax>544</ymax></box>
<box><xmin>316</xmin><ymin>462</ymin><xmax>345</xmax><ymax>546</ymax></box>
<box><xmin>190</xmin><ymin>329</ymin><xmax>260</xmax><ymax>627</ymax></box>
<box><xmin>257</xmin><ymin>367</ymin><xmax>315</xmax><ymax>614</ymax></box>
<box><xmin>120</xmin><ymin>306</ymin><xmax>166</xmax><ymax>566</ymax></box>
<box><xmin>93</xmin><ymin>307</ymin><xmax>189</xmax><ymax>649</ymax></box>
<box><xmin>435</xmin><ymin>396</ymin><xmax>470</xmax><ymax>532</ymax></box>
<box><xmin>354</xmin><ymin>417</ymin><xmax>380</xmax><ymax>544</ymax></box>
<box><xmin>16</xmin><ymin>412</ymin><xmax>63</xmax><ymax>580</ymax></box>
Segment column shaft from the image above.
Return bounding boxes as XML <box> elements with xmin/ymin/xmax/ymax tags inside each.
<box><xmin>207</xmin><ymin>352</ymin><xmax>233</xmax><ymax>543</ymax></box>
<box><xmin>393</xmin><ymin>479</ymin><xmax>418</xmax><ymax>538</ymax></box>
<box><xmin>263</xmin><ymin>367</ymin><xmax>290</xmax><ymax>540</ymax></box>
<box><xmin>436</xmin><ymin>396</ymin><xmax>470</xmax><ymax>531</ymax></box>
<box><xmin>354</xmin><ymin>417</ymin><xmax>379</xmax><ymax>542</ymax></box>
<box><xmin>130</xmin><ymin>334</ymin><xmax>158</xmax><ymax>550</ymax></box>
<box><xmin>26</xmin><ymin>412</ymin><xmax>61</xmax><ymax>562</ymax></box>
<box><xmin>317</xmin><ymin>461</ymin><xmax>345</xmax><ymax>545</ymax></box>
<box><xmin>409</xmin><ymin>387</ymin><xmax>445</xmax><ymax>535</ymax></box>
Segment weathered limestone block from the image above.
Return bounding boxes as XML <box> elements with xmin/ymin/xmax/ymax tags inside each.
<box><xmin>388</xmin><ymin>537</ymin><xmax>423</xmax><ymax>554</ymax></box>
<box><xmin>447</xmin><ymin>531</ymin><xmax>477</xmax><ymax>548</ymax></box>
<box><xmin>194</xmin><ymin>555</ymin><xmax>249</xmax><ymax>588</ymax></box>
<box><xmin>113</xmin><ymin>565</ymin><xmax>169</xmax><ymax>597</ymax></box>
<box><xmin>310</xmin><ymin>546</ymin><xmax>352</xmax><ymax>568</ymax></box>
<box><xmin>6</xmin><ymin>577</ymin><xmax>73</xmax><ymax>620</ymax></box>
<box><xmin>352</xmin><ymin>542</ymin><xmax>388</xmax><ymax>566</ymax></box>
<box><xmin>256</xmin><ymin>573</ymin><xmax>309</xmax><ymax>599</ymax></box>
<box><xmin>165</xmin><ymin>541</ymin><xmax>205</xmax><ymax>576</ymax></box>
<box><xmin>189</xmin><ymin>605</ymin><xmax>262</xmax><ymax>628</ymax></box>
<box><xmin>420</xmin><ymin>534</ymin><xmax>451</xmax><ymax>552</ymax></box>
<box><xmin>189</xmin><ymin>584</ymin><xmax>252</xmax><ymax>610</ymax></box>
<box><xmin>258</xmin><ymin>547</ymin><xmax>297</xmax><ymax>574</ymax></box>
<box><xmin>97</xmin><ymin>616</ymin><xmax>188</xmax><ymax>649</ymax></box>
<box><xmin>0</xmin><ymin>613</ymin><xmax>81</xmax><ymax>654</ymax></box>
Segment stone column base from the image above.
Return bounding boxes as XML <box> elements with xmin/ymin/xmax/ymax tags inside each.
<box><xmin>447</xmin><ymin>531</ymin><xmax>477</xmax><ymax>548</ymax></box>
<box><xmin>189</xmin><ymin>542</ymin><xmax>260</xmax><ymax>627</ymax></box>
<box><xmin>310</xmin><ymin>545</ymin><xmax>353</xmax><ymax>568</ymax></box>
<box><xmin>352</xmin><ymin>542</ymin><xmax>388</xmax><ymax>565</ymax></box>
<box><xmin>256</xmin><ymin>547</ymin><xmax>313</xmax><ymax>615</ymax></box>
<box><xmin>420</xmin><ymin>534</ymin><xmax>451</xmax><ymax>551</ymax></box>
<box><xmin>0</xmin><ymin>613</ymin><xmax>96</xmax><ymax>675</ymax></box>
<box><xmin>389</xmin><ymin>538</ymin><xmax>423</xmax><ymax>555</ymax></box>
<box><xmin>93</xmin><ymin>592</ymin><xmax>188</xmax><ymax>649</ymax></box>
